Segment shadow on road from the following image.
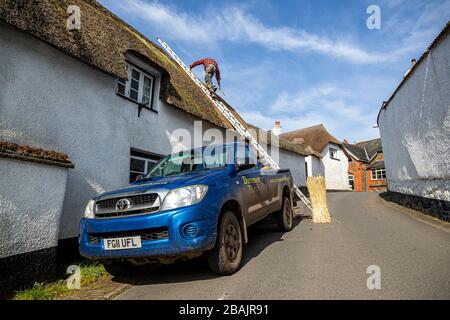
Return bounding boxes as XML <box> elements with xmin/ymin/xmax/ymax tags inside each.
<box><xmin>112</xmin><ymin>216</ymin><xmax>305</xmax><ymax>287</ymax></box>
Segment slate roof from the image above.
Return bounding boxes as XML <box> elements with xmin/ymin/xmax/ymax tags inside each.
<box><xmin>368</xmin><ymin>160</ymin><xmax>385</xmax><ymax>169</ymax></box>
<box><xmin>342</xmin><ymin>138</ymin><xmax>382</xmax><ymax>162</ymax></box>
<box><xmin>280</xmin><ymin>124</ymin><xmax>341</xmax><ymax>154</ymax></box>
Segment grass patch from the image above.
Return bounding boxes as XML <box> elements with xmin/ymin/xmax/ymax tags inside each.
<box><xmin>14</xmin><ymin>261</ymin><xmax>108</xmax><ymax>300</ymax></box>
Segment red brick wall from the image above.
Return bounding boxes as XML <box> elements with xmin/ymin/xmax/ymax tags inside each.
<box><xmin>348</xmin><ymin>159</ymin><xmax>366</xmax><ymax>192</ymax></box>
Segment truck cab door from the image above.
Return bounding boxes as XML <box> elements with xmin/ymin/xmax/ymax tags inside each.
<box><xmin>235</xmin><ymin>145</ymin><xmax>269</xmax><ymax>224</ymax></box>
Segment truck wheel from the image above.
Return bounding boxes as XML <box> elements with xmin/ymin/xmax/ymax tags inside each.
<box><xmin>208</xmin><ymin>211</ymin><xmax>243</xmax><ymax>275</ymax></box>
<box><xmin>102</xmin><ymin>260</ymin><xmax>135</xmax><ymax>277</ymax></box>
<box><xmin>276</xmin><ymin>195</ymin><xmax>294</xmax><ymax>232</ymax></box>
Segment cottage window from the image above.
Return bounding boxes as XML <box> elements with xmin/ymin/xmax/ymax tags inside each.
<box><xmin>371</xmin><ymin>168</ymin><xmax>386</xmax><ymax>180</ymax></box>
<box><xmin>130</xmin><ymin>149</ymin><xmax>162</xmax><ymax>182</ymax></box>
<box><xmin>117</xmin><ymin>63</ymin><xmax>155</xmax><ymax>110</ymax></box>
<box><xmin>329</xmin><ymin>147</ymin><xmax>339</xmax><ymax>160</ymax></box>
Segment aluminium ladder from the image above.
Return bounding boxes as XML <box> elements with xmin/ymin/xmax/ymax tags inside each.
<box><xmin>157</xmin><ymin>38</ymin><xmax>312</xmax><ymax>210</ymax></box>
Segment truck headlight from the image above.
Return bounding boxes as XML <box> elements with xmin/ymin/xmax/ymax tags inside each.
<box><xmin>161</xmin><ymin>185</ymin><xmax>208</xmax><ymax>211</ymax></box>
<box><xmin>84</xmin><ymin>199</ymin><xmax>95</xmax><ymax>219</ymax></box>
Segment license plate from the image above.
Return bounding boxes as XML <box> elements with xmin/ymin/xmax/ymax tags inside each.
<box><xmin>103</xmin><ymin>236</ymin><xmax>142</xmax><ymax>250</ymax></box>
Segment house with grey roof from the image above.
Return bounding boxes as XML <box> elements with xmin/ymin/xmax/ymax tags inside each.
<box><xmin>342</xmin><ymin>138</ymin><xmax>387</xmax><ymax>192</ymax></box>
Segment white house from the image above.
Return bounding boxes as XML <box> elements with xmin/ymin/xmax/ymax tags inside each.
<box><xmin>281</xmin><ymin>124</ymin><xmax>349</xmax><ymax>190</ymax></box>
<box><xmin>0</xmin><ymin>0</ymin><xmax>308</xmax><ymax>289</ymax></box>
<box><xmin>377</xmin><ymin>21</ymin><xmax>450</xmax><ymax>220</ymax></box>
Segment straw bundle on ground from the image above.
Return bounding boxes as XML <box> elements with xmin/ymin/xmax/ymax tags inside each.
<box><xmin>307</xmin><ymin>176</ymin><xmax>332</xmax><ymax>223</ymax></box>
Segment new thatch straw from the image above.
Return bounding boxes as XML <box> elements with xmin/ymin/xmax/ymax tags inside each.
<box><xmin>307</xmin><ymin>176</ymin><xmax>332</xmax><ymax>223</ymax></box>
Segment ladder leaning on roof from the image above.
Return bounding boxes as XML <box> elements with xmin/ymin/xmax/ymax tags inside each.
<box><xmin>157</xmin><ymin>38</ymin><xmax>312</xmax><ymax>211</ymax></box>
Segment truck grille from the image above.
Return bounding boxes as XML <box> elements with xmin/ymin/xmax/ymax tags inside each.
<box><xmin>96</xmin><ymin>193</ymin><xmax>158</xmax><ymax>210</ymax></box>
<box><xmin>95</xmin><ymin>207</ymin><xmax>159</xmax><ymax>218</ymax></box>
<box><xmin>88</xmin><ymin>227</ymin><xmax>169</xmax><ymax>244</ymax></box>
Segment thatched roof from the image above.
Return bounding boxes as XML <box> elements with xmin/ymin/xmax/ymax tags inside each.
<box><xmin>0</xmin><ymin>0</ymin><xmax>233</xmax><ymax>129</ymax></box>
<box><xmin>280</xmin><ymin>124</ymin><xmax>341</xmax><ymax>154</ymax></box>
<box><xmin>0</xmin><ymin>0</ymin><xmax>310</xmax><ymax>157</ymax></box>
<box><xmin>247</xmin><ymin>124</ymin><xmax>312</xmax><ymax>157</ymax></box>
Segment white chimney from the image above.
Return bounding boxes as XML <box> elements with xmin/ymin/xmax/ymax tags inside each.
<box><xmin>272</xmin><ymin>121</ymin><xmax>282</xmax><ymax>136</ymax></box>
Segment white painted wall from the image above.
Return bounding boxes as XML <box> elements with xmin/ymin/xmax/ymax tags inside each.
<box><xmin>0</xmin><ymin>158</ymin><xmax>68</xmax><ymax>258</ymax></box>
<box><xmin>0</xmin><ymin>23</ymin><xmax>225</xmax><ymax>239</ymax></box>
<box><xmin>378</xmin><ymin>34</ymin><xmax>450</xmax><ymax>201</ymax></box>
<box><xmin>305</xmin><ymin>155</ymin><xmax>324</xmax><ymax>177</ymax></box>
<box><xmin>321</xmin><ymin>143</ymin><xmax>350</xmax><ymax>190</ymax></box>
<box><xmin>278</xmin><ymin>149</ymin><xmax>306</xmax><ymax>186</ymax></box>
<box><xmin>0</xmin><ymin>23</ymin><xmax>308</xmax><ymax>240</ymax></box>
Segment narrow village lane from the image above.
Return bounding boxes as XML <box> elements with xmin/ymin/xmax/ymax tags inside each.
<box><xmin>115</xmin><ymin>193</ymin><xmax>450</xmax><ymax>300</ymax></box>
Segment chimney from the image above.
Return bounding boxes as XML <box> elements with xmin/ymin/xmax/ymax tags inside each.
<box><xmin>411</xmin><ymin>59</ymin><xmax>417</xmax><ymax>67</ymax></box>
<box><xmin>272</xmin><ymin>121</ymin><xmax>282</xmax><ymax>136</ymax></box>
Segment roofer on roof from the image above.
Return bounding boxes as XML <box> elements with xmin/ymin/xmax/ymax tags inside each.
<box><xmin>189</xmin><ymin>57</ymin><xmax>221</xmax><ymax>94</ymax></box>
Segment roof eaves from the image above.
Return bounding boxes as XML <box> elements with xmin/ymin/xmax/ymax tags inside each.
<box><xmin>377</xmin><ymin>21</ymin><xmax>450</xmax><ymax>125</ymax></box>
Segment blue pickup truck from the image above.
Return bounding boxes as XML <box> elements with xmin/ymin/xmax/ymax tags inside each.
<box><xmin>79</xmin><ymin>142</ymin><xmax>294</xmax><ymax>275</ymax></box>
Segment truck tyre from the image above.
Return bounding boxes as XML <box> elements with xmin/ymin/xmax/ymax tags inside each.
<box><xmin>102</xmin><ymin>260</ymin><xmax>135</xmax><ymax>277</ymax></box>
<box><xmin>276</xmin><ymin>195</ymin><xmax>294</xmax><ymax>232</ymax></box>
<box><xmin>208</xmin><ymin>211</ymin><xmax>243</xmax><ymax>275</ymax></box>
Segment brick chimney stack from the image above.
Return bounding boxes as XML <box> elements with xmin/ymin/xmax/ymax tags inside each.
<box><xmin>272</xmin><ymin>121</ymin><xmax>282</xmax><ymax>136</ymax></box>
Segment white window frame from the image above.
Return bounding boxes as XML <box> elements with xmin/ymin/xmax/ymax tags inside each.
<box><xmin>371</xmin><ymin>168</ymin><xmax>386</xmax><ymax>180</ymax></box>
<box><xmin>130</xmin><ymin>150</ymin><xmax>161</xmax><ymax>182</ymax></box>
<box><xmin>329</xmin><ymin>147</ymin><xmax>339</xmax><ymax>160</ymax></box>
<box><xmin>117</xmin><ymin>63</ymin><xmax>155</xmax><ymax>109</ymax></box>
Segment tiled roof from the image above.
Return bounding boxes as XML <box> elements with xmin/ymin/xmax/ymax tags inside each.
<box><xmin>342</xmin><ymin>138</ymin><xmax>382</xmax><ymax>162</ymax></box>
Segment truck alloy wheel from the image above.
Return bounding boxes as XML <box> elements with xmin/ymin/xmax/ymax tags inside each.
<box><xmin>276</xmin><ymin>195</ymin><xmax>294</xmax><ymax>232</ymax></box>
<box><xmin>208</xmin><ymin>211</ymin><xmax>243</xmax><ymax>275</ymax></box>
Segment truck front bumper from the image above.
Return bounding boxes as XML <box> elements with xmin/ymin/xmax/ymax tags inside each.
<box><xmin>78</xmin><ymin>203</ymin><xmax>217</xmax><ymax>260</ymax></box>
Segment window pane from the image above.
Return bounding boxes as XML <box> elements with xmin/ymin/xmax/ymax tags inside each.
<box><xmin>143</xmin><ymin>85</ymin><xmax>151</xmax><ymax>96</ymax></box>
<box><xmin>132</xmin><ymin>69</ymin><xmax>140</xmax><ymax>80</ymax></box>
<box><xmin>130</xmin><ymin>158</ymin><xmax>146</xmax><ymax>172</ymax></box>
<box><xmin>142</xmin><ymin>95</ymin><xmax>150</xmax><ymax>105</ymax></box>
<box><xmin>131</xmin><ymin>79</ymin><xmax>140</xmax><ymax>91</ymax></box>
<box><xmin>117</xmin><ymin>81</ymin><xmax>125</xmax><ymax>95</ymax></box>
<box><xmin>130</xmin><ymin>89</ymin><xmax>138</xmax><ymax>101</ymax></box>
<box><xmin>144</xmin><ymin>76</ymin><xmax>152</xmax><ymax>86</ymax></box>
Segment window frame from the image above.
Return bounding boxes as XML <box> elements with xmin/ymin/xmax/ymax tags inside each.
<box><xmin>329</xmin><ymin>147</ymin><xmax>339</xmax><ymax>160</ymax></box>
<box><xmin>371</xmin><ymin>168</ymin><xmax>386</xmax><ymax>180</ymax></box>
<box><xmin>117</xmin><ymin>62</ymin><xmax>156</xmax><ymax>112</ymax></box>
<box><xmin>129</xmin><ymin>149</ymin><xmax>162</xmax><ymax>182</ymax></box>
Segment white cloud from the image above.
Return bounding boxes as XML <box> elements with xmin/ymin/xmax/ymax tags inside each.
<box><xmin>117</xmin><ymin>0</ymin><xmax>389</xmax><ymax>64</ymax></box>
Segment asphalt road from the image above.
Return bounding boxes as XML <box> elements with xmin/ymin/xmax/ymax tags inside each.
<box><xmin>115</xmin><ymin>192</ymin><xmax>450</xmax><ymax>300</ymax></box>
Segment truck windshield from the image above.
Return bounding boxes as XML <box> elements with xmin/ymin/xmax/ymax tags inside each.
<box><xmin>145</xmin><ymin>145</ymin><xmax>229</xmax><ymax>178</ymax></box>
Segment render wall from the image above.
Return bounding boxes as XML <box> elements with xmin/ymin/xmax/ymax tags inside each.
<box><xmin>0</xmin><ymin>23</ymin><xmax>225</xmax><ymax>239</ymax></box>
<box><xmin>0</xmin><ymin>158</ymin><xmax>68</xmax><ymax>258</ymax></box>
<box><xmin>378</xmin><ymin>34</ymin><xmax>450</xmax><ymax>201</ymax></box>
<box><xmin>321</xmin><ymin>143</ymin><xmax>350</xmax><ymax>190</ymax></box>
<box><xmin>0</xmin><ymin>23</ymin><xmax>308</xmax><ymax>240</ymax></box>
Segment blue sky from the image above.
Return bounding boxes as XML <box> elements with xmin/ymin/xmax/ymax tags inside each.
<box><xmin>98</xmin><ymin>0</ymin><xmax>449</xmax><ymax>143</ymax></box>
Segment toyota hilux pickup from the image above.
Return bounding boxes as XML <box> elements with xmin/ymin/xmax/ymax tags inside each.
<box><xmin>79</xmin><ymin>142</ymin><xmax>295</xmax><ymax>275</ymax></box>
